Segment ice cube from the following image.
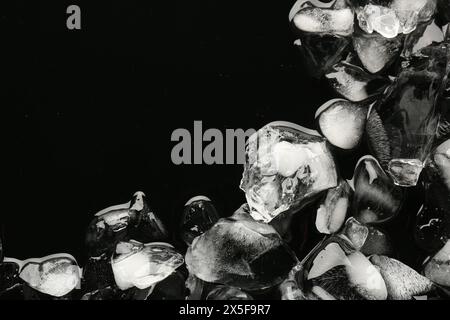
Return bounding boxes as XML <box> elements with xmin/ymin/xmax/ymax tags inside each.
<box><xmin>111</xmin><ymin>241</ymin><xmax>184</xmax><ymax>291</ymax></box>
<box><xmin>353</xmin><ymin>29</ymin><xmax>402</xmax><ymax>73</ymax></box>
<box><xmin>17</xmin><ymin>254</ymin><xmax>81</xmax><ymax>298</ymax></box>
<box><xmin>301</xmin><ymin>236</ymin><xmax>387</xmax><ymax>300</ymax></box>
<box><xmin>185</xmin><ymin>216</ymin><xmax>298</xmax><ymax>291</ymax></box>
<box><xmin>342</xmin><ymin>217</ymin><xmax>369</xmax><ymax>250</ymax></box>
<box><xmin>315</xmin><ymin>180</ymin><xmax>352</xmax><ymax>234</ymax></box>
<box><xmin>180</xmin><ymin>196</ymin><xmax>220</xmax><ymax>246</ymax></box>
<box><xmin>293</xmin><ymin>6</ymin><xmax>354</xmax><ymax>37</ymax></box>
<box><xmin>86</xmin><ymin>191</ymin><xmax>168</xmax><ymax>256</ymax></box>
<box><xmin>357</xmin><ymin>5</ymin><xmax>401</xmax><ymax>38</ymax></box>
<box><xmin>315</xmin><ymin>99</ymin><xmax>370</xmax><ymax>149</ymax></box>
<box><xmin>240</xmin><ymin>121</ymin><xmax>337</xmax><ymax>223</ymax></box>
<box><xmin>349</xmin><ymin>156</ymin><xmax>404</xmax><ymax>224</ymax></box>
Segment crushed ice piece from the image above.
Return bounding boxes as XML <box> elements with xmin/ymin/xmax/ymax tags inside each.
<box><xmin>185</xmin><ymin>216</ymin><xmax>298</xmax><ymax>291</ymax></box>
<box><xmin>111</xmin><ymin>241</ymin><xmax>184</xmax><ymax>291</ymax></box>
<box><xmin>316</xmin><ymin>99</ymin><xmax>369</xmax><ymax>149</ymax></box>
<box><xmin>350</xmin><ymin>156</ymin><xmax>403</xmax><ymax>224</ymax></box>
<box><xmin>180</xmin><ymin>196</ymin><xmax>220</xmax><ymax>246</ymax></box>
<box><xmin>353</xmin><ymin>30</ymin><xmax>402</xmax><ymax>73</ymax></box>
<box><xmin>293</xmin><ymin>6</ymin><xmax>354</xmax><ymax>37</ymax></box>
<box><xmin>240</xmin><ymin>121</ymin><xmax>337</xmax><ymax>223</ymax></box>
<box><xmin>17</xmin><ymin>254</ymin><xmax>81</xmax><ymax>297</ymax></box>
<box><xmin>315</xmin><ymin>180</ymin><xmax>352</xmax><ymax>234</ymax></box>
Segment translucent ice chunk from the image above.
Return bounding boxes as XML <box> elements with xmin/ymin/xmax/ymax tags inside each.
<box><xmin>111</xmin><ymin>241</ymin><xmax>184</xmax><ymax>291</ymax></box>
<box><xmin>300</xmin><ymin>236</ymin><xmax>387</xmax><ymax>300</ymax></box>
<box><xmin>315</xmin><ymin>99</ymin><xmax>370</xmax><ymax>149</ymax></box>
<box><xmin>353</xmin><ymin>29</ymin><xmax>402</xmax><ymax>73</ymax></box>
<box><xmin>86</xmin><ymin>191</ymin><xmax>168</xmax><ymax>256</ymax></box>
<box><xmin>366</xmin><ymin>42</ymin><xmax>450</xmax><ymax>185</ymax></box>
<box><xmin>185</xmin><ymin>216</ymin><xmax>298</xmax><ymax>291</ymax></box>
<box><xmin>388</xmin><ymin>158</ymin><xmax>424</xmax><ymax>186</ymax></box>
<box><xmin>349</xmin><ymin>156</ymin><xmax>404</xmax><ymax>224</ymax></box>
<box><xmin>240</xmin><ymin>121</ymin><xmax>337</xmax><ymax>223</ymax></box>
<box><xmin>315</xmin><ymin>180</ymin><xmax>352</xmax><ymax>234</ymax></box>
<box><xmin>15</xmin><ymin>254</ymin><xmax>81</xmax><ymax>298</ymax></box>
<box><xmin>180</xmin><ymin>196</ymin><xmax>220</xmax><ymax>246</ymax></box>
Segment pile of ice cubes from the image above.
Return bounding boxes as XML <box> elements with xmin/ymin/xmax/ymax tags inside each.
<box><xmin>0</xmin><ymin>0</ymin><xmax>449</xmax><ymax>300</ymax></box>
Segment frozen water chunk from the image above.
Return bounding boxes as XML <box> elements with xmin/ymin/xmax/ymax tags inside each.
<box><xmin>111</xmin><ymin>241</ymin><xmax>183</xmax><ymax>291</ymax></box>
<box><xmin>424</xmin><ymin>240</ymin><xmax>450</xmax><ymax>287</ymax></box>
<box><xmin>293</xmin><ymin>6</ymin><xmax>354</xmax><ymax>37</ymax></box>
<box><xmin>366</xmin><ymin>42</ymin><xmax>450</xmax><ymax>186</ymax></box>
<box><xmin>354</xmin><ymin>0</ymin><xmax>436</xmax><ymax>38</ymax></box>
<box><xmin>325</xmin><ymin>62</ymin><xmax>390</xmax><ymax>101</ymax></box>
<box><xmin>353</xmin><ymin>30</ymin><xmax>402</xmax><ymax>73</ymax></box>
<box><xmin>86</xmin><ymin>191</ymin><xmax>168</xmax><ymax>256</ymax></box>
<box><xmin>15</xmin><ymin>254</ymin><xmax>81</xmax><ymax>298</ymax></box>
<box><xmin>370</xmin><ymin>255</ymin><xmax>434</xmax><ymax>299</ymax></box>
<box><xmin>357</xmin><ymin>5</ymin><xmax>401</xmax><ymax>38</ymax></box>
<box><xmin>342</xmin><ymin>217</ymin><xmax>369</xmax><ymax>250</ymax></box>
<box><xmin>349</xmin><ymin>156</ymin><xmax>403</xmax><ymax>224</ymax></box>
<box><xmin>290</xmin><ymin>0</ymin><xmax>353</xmax><ymax>78</ymax></box>
<box><xmin>342</xmin><ymin>217</ymin><xmax>394</xmax><ymax>255</ymax></box>
<box><xmin>206</xmin><ymin>285</ymin><xmax>253</xmax><ymax>300</ymax></box>
<box><xmin>315</xmin><ymin>180</ymin><xmax>352</xmax><ymax>234</ymax></box>
<box><xmin>316</xmin><ymin>99</ymin><xmax>370</xmax><ymax>149</ymax></box>
<box><xmin>240</xmin><ymin>121</ymin><xmax>337</xmax><ymax>223</ymax></box>
<box><xmin>180</xmin><ymin>196</ymin><xmax>220</xmax><ymax>246</ymax></box>
<box><xmin>185</xmin><ymin>216</ymin><xmax>298</xmax><ymax>291</ymax></box>
<box><xmin>388</xmin><ymin>159</ymin><xmax>424</xmax><ymax>186</ymax></box>
<box><xmin>301</xmin><ymin>237</ymin><xmax>387</xmax><ymax>300</ymax></box>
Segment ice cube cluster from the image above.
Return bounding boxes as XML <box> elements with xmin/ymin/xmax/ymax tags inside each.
<box><xmin>0</xmin><ymin>0</ymin><xmax>449</xmax><ymax>300</ymax></box>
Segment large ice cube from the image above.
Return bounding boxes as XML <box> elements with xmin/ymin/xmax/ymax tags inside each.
<box><xmin>185</xmin><ymin>216</ymin><xmax>298</xmax><ymax>291</ymax></box>
<box><xmin>240</xmin><ymin>121</ymin><xmax>337</xmax><ymax>223</ymax></box>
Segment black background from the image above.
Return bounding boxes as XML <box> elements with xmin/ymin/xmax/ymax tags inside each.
<box><xmin>2</xmin><ymin>0</ymin><xmax>422</xmax><ymax>266</ymax></box>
